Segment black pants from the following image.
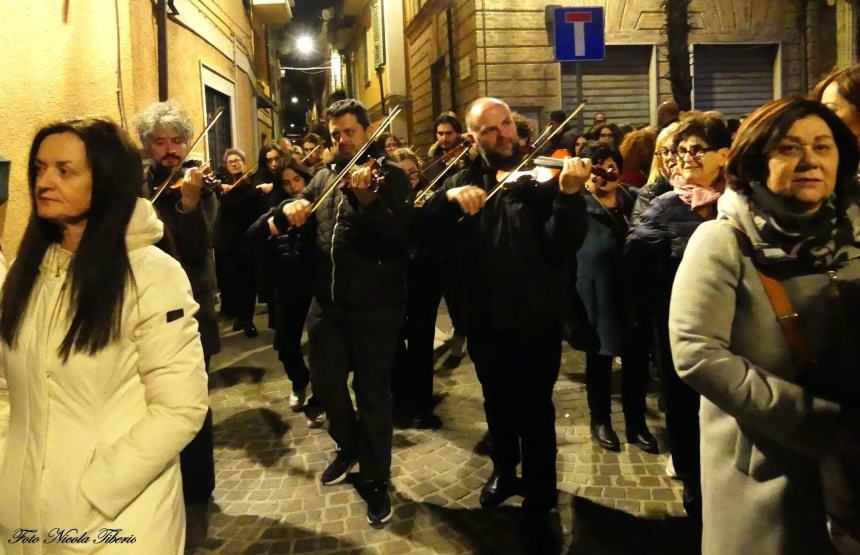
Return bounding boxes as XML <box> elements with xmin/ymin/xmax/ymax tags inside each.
<box><xmin>469</xmin><ymin>322</ymin><xmax>562</xmax><ymax>511</ymax></box>
<box><xmin>221</xmin><ymin>250</ymin><xmax>257</xmax><ymax>325</ymax></box>
<box><xmin>307</xmin><ymin>299</ymin><xmax>405</xmax><ymax>483</ymax></box>
<box><xmin>392</xmin><ymin>257</ymin><xmax>444</xmax><ymax>416</ymax></box>
<box><xmin>274</xmin><ymin>281</ymin><xmax>313</xmax><ymax>391</ymax></box>
<box><xmin>585</xmin><ymin>340</ymin><xmax>650</xmax><ymax>431</ymax></box>
<box><xmin>655</xmin><ymin>311</ymin><xmax>700</xmax><ymax>485</ymax></box>
<box><xmin>181</xmin><ymin>355</ymin><xmax>215</xmax><ymax>505</ymax></box>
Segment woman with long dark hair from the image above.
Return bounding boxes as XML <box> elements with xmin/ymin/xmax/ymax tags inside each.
<box><xmin>0</xmin><ymin>118</ymin><xmax>207</xmax><ymax>553</ymax></box>
<box><xmin>248</xmin><ymin>158</ymin><xmax>315</xmax><ymax>410</ymax></box>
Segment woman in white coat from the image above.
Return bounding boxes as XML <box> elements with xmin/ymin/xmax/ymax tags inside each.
<box><xmin>0</xmin><ymin>118</ymin><xmax>208</xmax><ymax>553</ymax></box>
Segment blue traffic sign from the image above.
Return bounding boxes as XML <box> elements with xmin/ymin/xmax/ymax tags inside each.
<box><xmin>553</xmin><ymin>7</ymin><xmax>605</xmax><ymax>62</ymax></box>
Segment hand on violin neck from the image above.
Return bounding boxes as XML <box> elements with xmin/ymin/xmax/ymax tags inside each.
<box><xmin>446</xmin><ymin>185</ymin><xmax>486</xmax><ymax>215</ymax></box>
<box><xmin>180</xmin><ymin>167</ymin><xmax>205</xmax><ymax>211</ymax></box>
<box><xmin>284</xmin><ymin>198</ymin><xmax>312</xmax><ymax>227</ymax></box>
<box><xmin>559</xmin><ymin>156</ymin><xmax>591</xmax><ymax>195</ymax></box>
<box><xmin>256</xmin><ymin>182</ymin><xmax>274</xmax><ymax>194</ymax></box>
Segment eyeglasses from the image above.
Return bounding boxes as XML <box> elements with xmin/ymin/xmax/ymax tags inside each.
<box><xmin>655</xmin><ymin>148</ymin><xmax>676</xmax><ymax>158</ymax></box>
<box><xmin>676</xmin><ymin>145</ymin><xmax>718</xmax><ymax>159</ymax></box>
<box><xmin>406</xmin><ymin>170</ymin><xmax>419</xmax><ymax>177</ymax></box>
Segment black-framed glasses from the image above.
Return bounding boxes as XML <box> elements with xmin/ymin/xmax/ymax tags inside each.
<box><xmin>676</xmin><ymin>145</ymin><xmax>718</xmax><ymax>159</ymax></box>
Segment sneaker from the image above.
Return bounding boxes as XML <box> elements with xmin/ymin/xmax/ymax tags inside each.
<box><xmin>289</xmin><ymin>386</ymin><xmax>307</xmax><ymax>412</ymax></box>
<box><xmin>320</xmin><ymin>450</ymin><xmax>357</xmax><ymax>485</ymax></box>
<box><xmin>306</xmin><ymin>405</ymin><xmax>326</xmax><ymax>429</ymax></box>
<box><xmin>366</xmin><ymin>483</ymin><xmax>392</xmax><ymax>529</ymax></box>
<box><xmin>448</xmin><ymin>333</ymin><xmax>466</xmax><ymax>359</ymax></box>
<box><xmin>665</xmin><ymin>455</ymin><xmax>677</xmax><ymax>479</ymax></box>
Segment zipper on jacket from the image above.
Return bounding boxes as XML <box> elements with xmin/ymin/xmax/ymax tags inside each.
<box><xmin>330</xmin><ymin>192</ymin><xmax>346</xmax><ymax>302</ymax></box>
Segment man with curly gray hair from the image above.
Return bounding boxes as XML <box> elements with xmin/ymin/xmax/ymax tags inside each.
<box><xmin>133</xmin><ymin>99</ymin><xmax>219</xmax><ymax>548</ymax></box>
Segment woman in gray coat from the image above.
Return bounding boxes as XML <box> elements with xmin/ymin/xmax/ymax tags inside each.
<box><xmin>670</xmin><ymin>97</ymin><xmax>860</xmax><ymax>554</ymax></box>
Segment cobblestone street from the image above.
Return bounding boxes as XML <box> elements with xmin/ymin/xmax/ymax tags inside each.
<box><xmin>191</xmin><ymin>308</ymin><xmax>700</xmax><ymax>555</ymax></box>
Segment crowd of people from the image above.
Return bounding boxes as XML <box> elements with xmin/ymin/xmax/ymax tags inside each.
<box><xmin>2</xmin><ymin>63</ymin><xmax>860</xmax><ymax>554</ymax></box>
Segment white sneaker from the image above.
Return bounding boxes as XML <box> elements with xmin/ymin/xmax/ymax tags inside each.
<box><xmin>448</xmin><ymin>333</ymin><xmax>466</xmax><ymax>358</ymax></box>
<box><xmin>289</xmin><ymin>387</ymin><xmax>307</xmax><ymax>412</ymax></box>
<box><xmin>307</xmin><ymin>408</ymin><xmax>326</xmax><ymax>428</ymax></box>
<box><xmin>665</xmin><ymin>455</ymin><xmax>677</xmax><ymax>479</ymax></box>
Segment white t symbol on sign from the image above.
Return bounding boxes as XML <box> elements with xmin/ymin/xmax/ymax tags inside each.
<box><xmin>564</xmin><ymin>12</ymin><xmax>593</xmax><ymax>57</ymax></box>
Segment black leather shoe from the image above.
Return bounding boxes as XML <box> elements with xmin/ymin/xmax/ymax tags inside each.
<box><xmin>590</xmin><ymin>422</ymin><xmax>621</xmax><ymax>452</ymax></box>
<box><xmin>627</xmin><ymin>427</ymin><xmax>659</xmax><ymax>454</ymax></box>
<box><xmin>411</xmin><ymin>413</ymin><xmax>443</xmax><ymax>430</ymax></box>
<box><xmin>243</xmin><ymin>324</ymin><xmax>258</xmax><ymax>338</ymax></box>
<box><xmin>480</xmin><ymin>472</ymin><xmax>522</xmax><ymax>508</ymax></box>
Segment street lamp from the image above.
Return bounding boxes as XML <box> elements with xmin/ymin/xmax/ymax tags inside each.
<box><xmin>296</xmin><ymin>35</ymin><xmax>314</xmax><ymax>55</ymax></box>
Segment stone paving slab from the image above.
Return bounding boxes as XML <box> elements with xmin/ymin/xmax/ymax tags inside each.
<box><xmin>189</xmin><ymin>310</ymin><xmax>700</xmax><ymax>554</ymax></box>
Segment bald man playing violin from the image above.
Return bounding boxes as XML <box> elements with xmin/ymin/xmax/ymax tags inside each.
<box><xmin>424</xmin><ymin>97</ymin><xmax>589</xmax><ymax>550</ymax></box>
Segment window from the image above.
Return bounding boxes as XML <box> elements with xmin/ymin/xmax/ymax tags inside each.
<box><xmin>365</xmin><ymin>0</ymin><xmax>385</xmax><ymax>81</ymax></box>
<box><xmin>205</xmin><ymin>86</ymin><xmax>232</xmax><ymax>165</ymax></box>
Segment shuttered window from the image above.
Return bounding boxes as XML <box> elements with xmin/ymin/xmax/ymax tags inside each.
<box><xmin>561</xmin><ymin>45</ymin><xmax>652</xmax><ymax>129</ymax></box>
<box><xmin>693</xmin><ymin>44</ymin><xmax>777</xmax><ymax>118</ymax></box>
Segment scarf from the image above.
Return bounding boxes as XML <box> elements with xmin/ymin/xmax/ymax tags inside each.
<box><xmin>747</xmin><ymin>181</ymin><xmax>855</xmax><ymax>270</ymax></box>
<box><xmin>672</xmin><ymin>172</ymin><xmax>725</xmax><ymax>210</ymax></box>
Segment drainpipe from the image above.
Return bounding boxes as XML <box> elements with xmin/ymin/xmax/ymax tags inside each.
<box><xmin>156</xmin><ymin>0</ymin><xmax>168</xmax><ymax>101</ymax></box>
<box><xmin>798</xmin><ymin>0</ymin><xmax>809</xmax><ymax>94</ymax></box>
<box><xmin>446</xmin><ymin>5</ymin><xmax>457</xmax><ymax>111</ymax></box>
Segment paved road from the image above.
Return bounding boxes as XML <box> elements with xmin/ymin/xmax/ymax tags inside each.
<box><xmin>190</xmin><ymin>308</ymin><xmax>700</xmax><ymax>554</ymax></box>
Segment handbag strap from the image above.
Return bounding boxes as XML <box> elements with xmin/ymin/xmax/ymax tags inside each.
<box><xmin>755</xmin><ymin>270</ymin><xmax>816</xmax><ymax>365</ymax></box>
<box><xmin>728</xmin><ymin>223</ymin><xmax>816</xmax><ymax>365</ymax></box>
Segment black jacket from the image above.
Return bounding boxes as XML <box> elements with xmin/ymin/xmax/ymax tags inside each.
<box><xmin>145</xmin><ymin>167</ymin><xmax>221</xmax><ymax>356</ymax></box>
<box><xmin>624</xmin><ymin>190</ymin><xmax>715</xmax><ymax>313</ymax></box>
<box><xmin>276</xmin><ymin>153</ymin><xmax>413</xmax><ymax>309</ymax></box>
<box><xmin>423</xmin><ymin>157</ymin><xmax>588</xmax><ymax>332</ymax></box>
<box><xmin>629</xmin><ymin>176</ymin><xmax>672</xmax><ymax>228</ymax></box>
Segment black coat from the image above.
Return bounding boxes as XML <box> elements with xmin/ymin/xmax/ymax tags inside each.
<box><xmin>278</xmin><ymin>152</ymin><xmax>413</xmax><ymax>310</ymax></box>
<box><xmin>146</xmin><ymin>168</ymin><xmax>221</xmax><ymax>356</ymax></box>
<box><xmin>424</xmin><ymin>157</ymin><xmax>588</xmax><ymax>332</ymax></box>
<box><xmin>624</xmin><ymin>190</ymin><xmax>715</xmax><ymax>313</ymax></box>
<box><xmin>575</xmin><ymin>187</ymin><xmax>638</xmax><ymax>355</ymax></box>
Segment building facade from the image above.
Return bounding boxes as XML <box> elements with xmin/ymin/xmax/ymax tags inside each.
<box><xmin>0</xmin><ymin>0</ymin><xmax>291</xmax><ymax>255</ymax></box>
<box><xmin>397</xmin><ymin>0</ymin><xmax>858</xmax><ymax>151</ymax></box>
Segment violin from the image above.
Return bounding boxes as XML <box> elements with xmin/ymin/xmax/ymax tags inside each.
<box><xmin>162</xmin><ymin>159</ymin><xmax>222</xmax><ymax>195</ymax></box>
<box><xmin>341</xmin><ymin>155</ymin><xmax>388</xmax><ymax>194</ymax></box>
<box><xmin>419</xmin><ymin>137</ymin><xmax>472</xmax><ymax>177</ymax></box>
<box><xmin>414</xmin><ymin>136</ymin><xmax>475</xmax><ymax>207</ymax></box>
<box><xmin>533</xmin><ymin>154</ymin><xmax>619</xmax><ymax>182</ymax></box>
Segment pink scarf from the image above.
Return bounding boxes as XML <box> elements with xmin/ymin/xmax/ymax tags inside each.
<box><xmin>671</xmin><ymin>172</ymin><xmax>726</xmax><ymax>210</ymax></box>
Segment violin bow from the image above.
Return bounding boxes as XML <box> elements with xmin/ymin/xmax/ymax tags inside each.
<box><xmin>414</xmin><ymin>138</ymin><xmax>474</xmax><ymax>206</ymax></box>
<box><xmin>484</xmin><ymin>102</ymin><xmax>587</xmax><ymax>202</ymax></box>
<box><xmin>418</xmin><ymin>137</ymin><xmax>472</xmax><ymax>177</ymax></box>
<box><xmin>300</xmin><ymin>144</ymin><xmax>321</xmax><ymax>164</ymax></box>
<box><xmin>229</xmin><ymin>163</ymin><xmax>259</xmax><ymax>189</ymax></box>
<box><xmin>151</xmin><ymin>107</ymin><xmax>226</xmax><ymax>202</ymax></box>
<box><xmin>309</xmin><ymin>105</ymin><xmax>402</xmax><ymax>215</ymax></box>
<box><xmin>529</xmin><ymin>123</ymin><xmax>557</xmax><ymax>155</ymax></box>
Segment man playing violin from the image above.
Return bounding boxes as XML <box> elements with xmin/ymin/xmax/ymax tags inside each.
<box><xmin>272</xmin><ymin>99</ymin><xmax>412</xmax><ymax>529</ymax></box>
<box><xmin>424</xmin><ymin>97</ymin><xmax>590</xmax><ymax>551</ymax></box>
<box><xmin>133</xmin><ymin>100</ymin><xmax>219</xmax><ymax>547</ymax></box>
